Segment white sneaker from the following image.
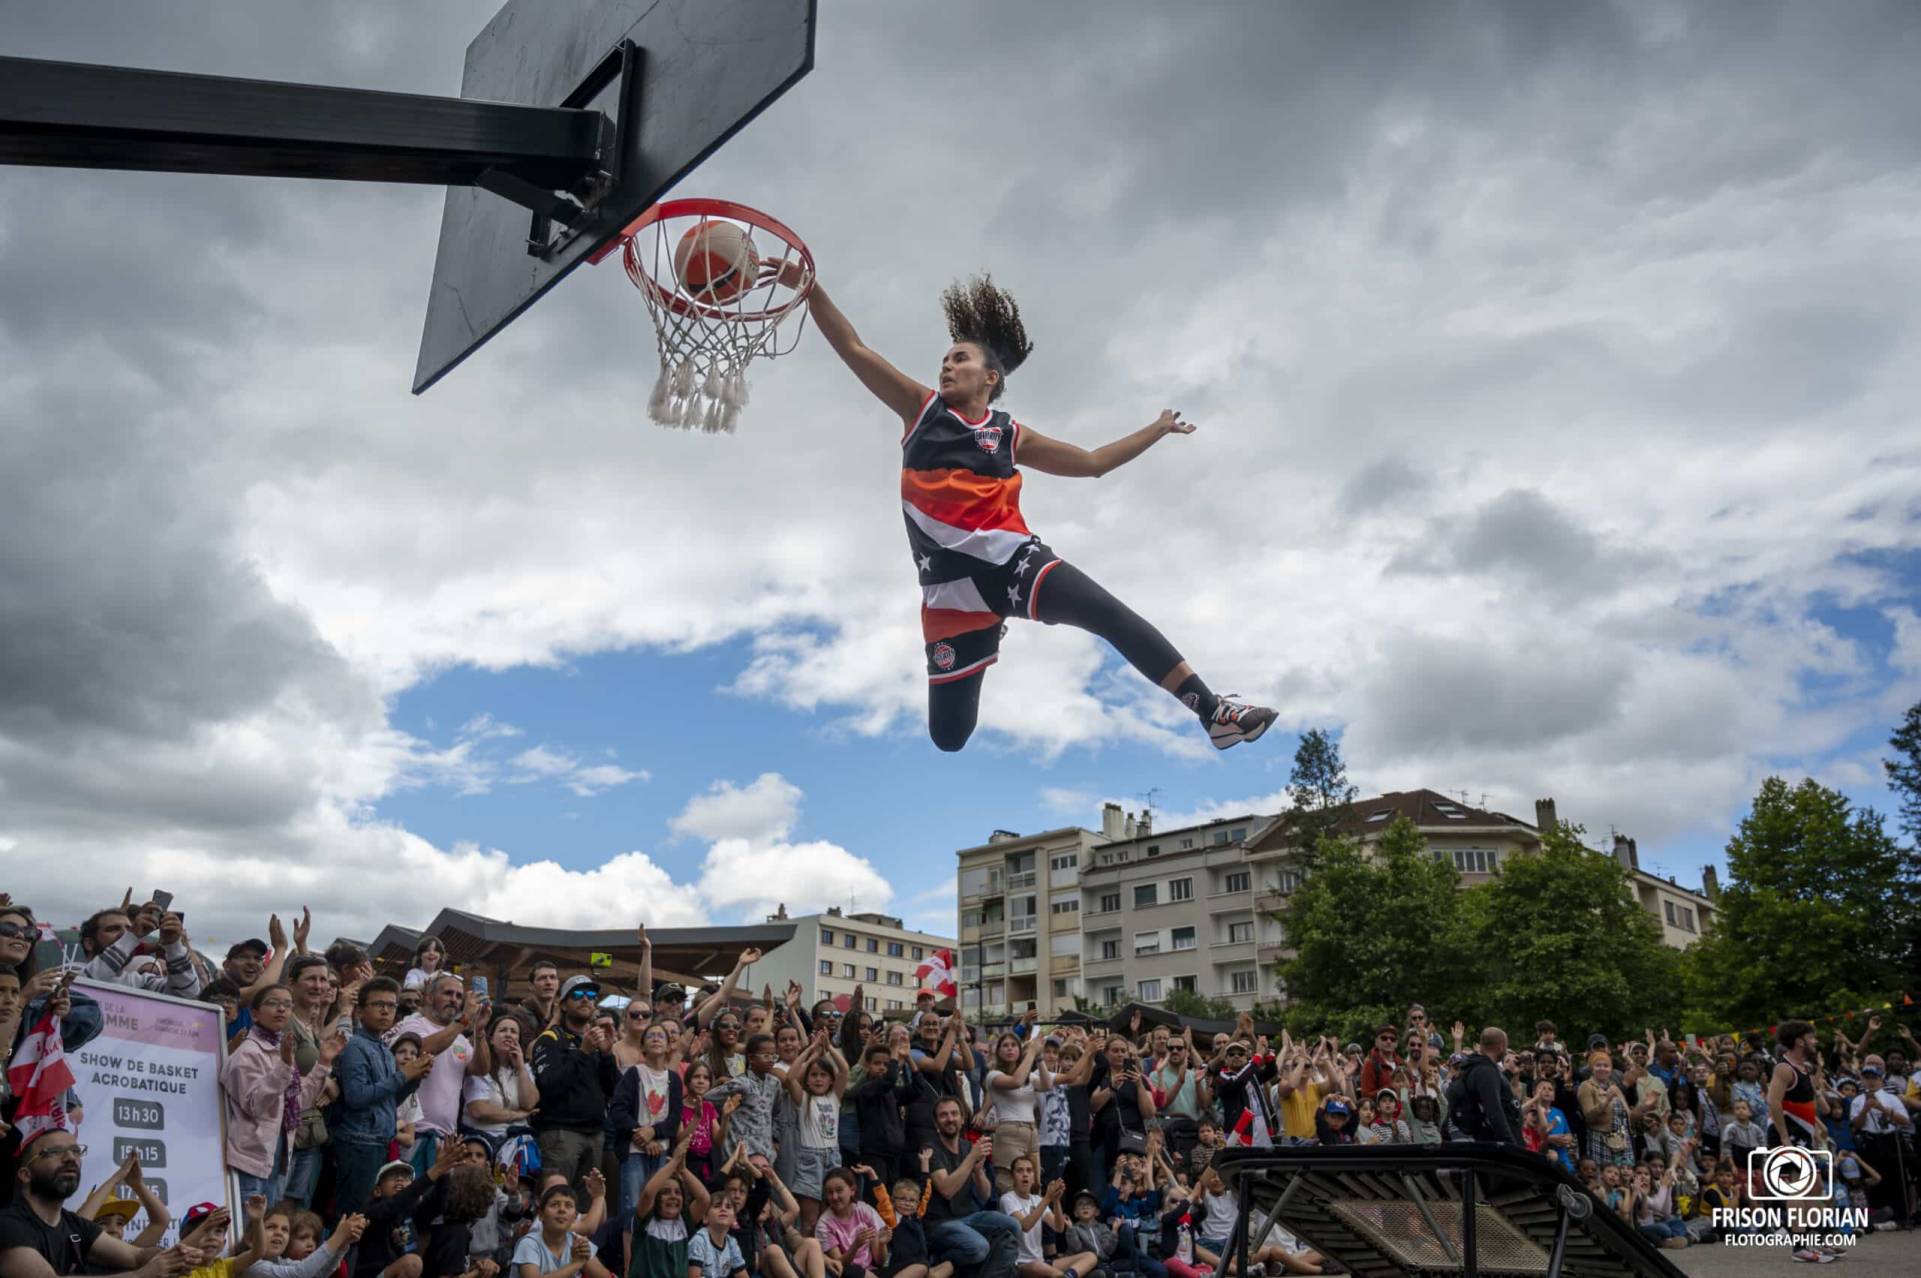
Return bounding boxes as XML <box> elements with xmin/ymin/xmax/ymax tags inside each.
<box><xmin>1209</xmin><ymin>696</ymin><xmax>1276</xmax><ymax>750</ymax></box>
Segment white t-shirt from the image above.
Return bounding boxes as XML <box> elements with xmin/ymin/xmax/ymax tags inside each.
<box><xmin>1851</xmin><ymin>1090</ymin><xmax>1908</xmax><ymax>1137</ymax></box>
<box><xmin>799</xmin><ymin>1093</ymin><xmax>841</xmax><ymax>1150</ymax></box>
<box><xmin>1200</xmin><ymin>1189</ymin><xmax>1238</xmax><ymax>1242</ymax></box>
<box><xmin>462</xmin><ymin>1069</ymin><xmax>528</xmax><ymax>1137</ymax></box>
<box><xmin>987</xmin><ymin>1070</ymin><xmax>1038</xmax><ymax>1125</ymax></box>
<box><xmin>999</xmin><ymin>1191</ymin><xmax>1046</xmax><ymax>1264</ymax></box>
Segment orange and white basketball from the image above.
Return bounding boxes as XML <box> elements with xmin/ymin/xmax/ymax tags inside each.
<box><xmin>673</xmin><ymin>220</ymin><xmax>758</xmax><ymax>302</ymax></box>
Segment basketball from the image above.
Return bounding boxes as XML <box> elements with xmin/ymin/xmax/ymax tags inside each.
<box><xmin>673</xmin><ymin>220</ymin><xmax>758</xmax><ymax>302</ymax></box>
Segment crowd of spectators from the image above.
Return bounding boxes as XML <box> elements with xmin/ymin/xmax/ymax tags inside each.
<box><xmin>1</xmin><ymin>894</ymin><xmax>1917</xmax><ymax>1278</ymax></box>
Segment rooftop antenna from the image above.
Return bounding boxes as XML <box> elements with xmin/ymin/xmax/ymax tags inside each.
<box><xmin>1140</xmin><ymin>787</ymin><xmax>1162</xmax><ymax>820</ymax></box>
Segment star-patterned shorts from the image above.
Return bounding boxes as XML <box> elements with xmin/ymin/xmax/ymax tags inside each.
<box><xmin>924</xmin><ymin>536</ymin><xmax>1064</xmax><ymax>682</ymax></box>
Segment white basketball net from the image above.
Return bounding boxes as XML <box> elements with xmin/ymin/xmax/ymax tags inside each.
<box><xmin>620</xmin><ymin>204</ymin><xmax>814</xmax><ymax>434</ymax></box>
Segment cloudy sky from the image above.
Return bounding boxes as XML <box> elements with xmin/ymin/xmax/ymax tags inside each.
<box><xmin>2</xmin><ymin>1</ymin><xmax>1917</xmax><ymax>957</ymax></box>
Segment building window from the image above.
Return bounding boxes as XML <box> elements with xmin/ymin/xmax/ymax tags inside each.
<box><xmin>1213</xmin><ymin>831</ymin><xmax>1230</xmax><ymax>845</ymax></box>
<box><xmin>1169</xmin><ymin>877</ymin><xmax>1193</xmax><ymax>902</ymax></box>
<box><xmin>867</xmin><ymin>938</ymin><xmax>880</xmax><ymax>953</ymax></box>
<box><xmin>866</xmin><ymin>997</ymin><xmax>877</xmax><ymax>1011</ymax></box>
<box><xmin>1134</xmin><ymin>884</ymin><xmax>1159</xmax><ymax>909</ymax></box>
<box><xmin>1102</xmin><ymin>985</ymin><xmax>1124</xmax><ymax>1007</ymax></box>
<box><xmin>1052</xmin><ymin>979</ymin><xmax>1069</xmax><ymax>998</ymax></box>
<box><xmin>912</xmin><ymin>946</ymin><xmax>925</xmax><ymax>960</ymax></box>
<box><xmin>1099</xmin><ymin>892</ymin><xmax>1121</xmax><ymax>913</ymax></box>
<box><xmin>820</xmin><ymin>928</ymin><xmax>835</xmax><ymax>945</ymax></box>
<box><xmin>1684</xmin><ymin>907</ymin><xmax>1697</xmax><ymax>933</ymax></box>
<box><xmin>1228</xmin><ymin>922</ymin><xmax>1254</xmax><ymax>944</ymax></box>
<box><xmin>1171</xmin><ymin>926</ymin><xmax>1196</xmax><ymax>952</ymax></box>
<box><xmin>1146</xmin><ymin>844</ymin><xmax>1160</xmax><ymax>856</ymax></box>
<box><xmin>1180</xmin><ymin>837</ymin><xmax>1195</xmax><ymax>850</ymax></box>
<box><xmin>1139</xmin><ymin>979</ymin><xmax>1162</xmax><ymax>1002</ymax></box>
<box><xmin>1051</xmin><ymin>898</ymin><xmax>1080</xmax><ymax>914</ymax></box>
<box><xmin>1224</xmin><ymin>871</ymin><xmax>1251</xmax><ymax>894</ymax></box>
<box><xmin>1664</xmin><ymin>901</ymin><xmax>1677</xmax><ymax>926</ymax></box>
<box><xmin>1231</xmin><ymin>969</ymin><xmax>1258</xmax><ymax>994</ymax></box>
<box><xmin>1173</xmin><ymin>974</ymin><xmax>1198</xmax><ymax>994</ymax></box>
<box><xmin>842</xmin><ymin>963</ymin><xmax>856</xmax><ymax>978</ymax></box>
<box><xmin>844</xmin><ymin>934</ymin><xmax>857</xmax><ymax>950</ymax></box>
<box><xmin>1442</xmin><ymin>848</ymin><xmax>1497</xmax><ymax>873</ymax></box>
<box><xmin>1231</xmin><ymin>827</ymin><xmax>1247</xmax><ymax>841</ymax></box>
<box><xmin>886</xmin><ymin>999</ymin><xmax>903</xmax><ymax>1010</ymax></box>
<box><xmin>1101</xmin><ymin>939</ymin><xmax>1121</xmax><ymax>960</ymax></box>
<box><xmin>819</xmin><ymin>959</ymin><xmax>833</xmax><ymax>975</ymax></box>
<box><xmin>887</xmin><ymin>942</ymin><xmax>904</xmax><ymax>957</ymax></box>
<box><xmin>865</xmin><ymin>966</ymin><xmax>879</xmax><ymax>981</ymax></box>
<box><xmin>887</xmin><ymin>971</ymin><xmax>904</xmax><ymax>986</ymax></box>
<box><xmin>1050</xmin><ymin>853</ymin><xmax>1078</xmax><ymax>871</ymax></box>
<box><xmin>1134</xmin><ymin>932</ymin><xmax>1160</xmax><ymax>956</ymax></box>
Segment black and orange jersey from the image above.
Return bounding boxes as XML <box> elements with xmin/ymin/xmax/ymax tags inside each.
<box><xmin>902</xmin><ymin>392</ymin><xmax>1036</xmax><ymax>642</ymax></box>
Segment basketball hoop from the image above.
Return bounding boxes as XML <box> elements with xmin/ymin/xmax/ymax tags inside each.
<box><xmin>595</xmin><ymin>198</ymin><xmax>814</xmax><ymax>433</ymax></box>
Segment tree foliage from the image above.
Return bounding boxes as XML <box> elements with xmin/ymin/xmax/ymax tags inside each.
<box><xmin>1685</xmin><ymin>776</ymin><xmax>1918</xmax><ymax>1028</ymax></box>
<box><xmin>1460</xmin><ymin>821</ymin><xmax>1686</xmax><ymax>1041</ymax></box>
<box><xmin>1888</xmin><ymin>699</ymin><xmax>1921</xmax><ymax>851</ymax></box>
<box><xmin>1162</xmin><ymin>988</ymin><xmax>1244</xmax><ymax>1022</ymax></box>
<box><xmin>1286</xmin><ymin>728</ymin><xmax>1357</xmax><ymax>854</ymax></box>
<box><xmin>1273</xmin><ymin>816</ymin><xmax>1466</xmax><ymax>1041</ymax></box>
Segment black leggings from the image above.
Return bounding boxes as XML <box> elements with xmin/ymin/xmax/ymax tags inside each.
<box><xmin>928</xmin><ymin>561</ymin><xmax>1185</xmax><ymax>751</ymax></box>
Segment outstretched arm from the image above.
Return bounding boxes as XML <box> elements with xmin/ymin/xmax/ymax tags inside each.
<box><xmin>804</xmin><ymin>281</ymin><xmax>931</xmax><ymax>424</ymax></box>
<box><xmin>1019</xmin><ymin>411</ymin><xmax>1193</xmax><ymax>479</ymax></box>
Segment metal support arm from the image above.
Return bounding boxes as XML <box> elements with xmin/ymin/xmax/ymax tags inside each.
<box><xmin>0</xmin><ymin>56</ymin><xmax>609</xmax><ymax>188</ymax></box>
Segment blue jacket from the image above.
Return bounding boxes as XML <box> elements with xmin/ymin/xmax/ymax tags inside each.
<box><xmin>331</xmin><ymin>1023</ymin><xmax>422</xmax><ymax>1146</ymax></box>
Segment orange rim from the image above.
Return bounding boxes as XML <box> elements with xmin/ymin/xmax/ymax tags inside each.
<box><xmin>592</xmin><ymin>197</ymin><xmax>814</xmax><ymax>323</ymax></box>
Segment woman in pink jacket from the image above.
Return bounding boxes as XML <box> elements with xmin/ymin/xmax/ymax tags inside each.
<box><xmin>221</xmin><ymin>982</ymin><xmax>347</xmax><ymax>1202</ymax></box>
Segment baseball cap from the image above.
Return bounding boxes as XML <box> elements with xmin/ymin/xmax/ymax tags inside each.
<box><xmin>1074</xmin><ymin>1190</ymin><xmax>1100</xmax><ymax>1208</ymax></box>
<box><xmin>1324</xmin><ymin>1098</ymin><xmax>1351</xmax><ymax>1117</ymax></box>
<box><xmin>560</xmin><ymin>974</ymin><xmax>601</xmax><ymax>1000</ymax></box>
<box><xmin>916</xmin><ymin>989</ymin><xmax>937</xmax><ymax>1001</ymax></box>
<box><xmin>653</xmin><ymin>981</ymin><xmax>686</xmax><ymax>1001</ymax></box>
<box><xmin>226</xmin><ymin>938</ymin><xmax>269</xmax><ymax>959</ymax></box>
<box><xmin>182</xmin><ymin>1203</ymin><xmax>222</xmax><ymax>1232</ymax></box>
<box><xmin>1861</xmin><ymin>1064</ymin><xmax>1884</xmax><ymax>1076</ymax></box>
<box><xmin>377</xmin><ymin>1160</ymin><xmax>414</xmax><ymax>1182</ymax></box>
<box><xmin>93</xmin><ymin>1199</ymin><xmax>141</xmax><ymax>1225</ymax></box>
<box><xmin>1587</xmin><ymin>1033</ymin><xmax>1609</xmax><ymax>1049</ymax></box>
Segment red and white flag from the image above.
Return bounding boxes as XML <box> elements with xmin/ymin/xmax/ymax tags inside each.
<box><xmin>914</xmin><ymin>948</ymin><xmax>957</xmax><ymax>1000</ymax></box>
<box><xmin>7</xmin><ymin>1006</ymin><xmax>76</xmax><ymax>1145</ymax></box>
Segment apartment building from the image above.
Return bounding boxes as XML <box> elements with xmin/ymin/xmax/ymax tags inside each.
<box><xmin>740</xmin><ymin>905</ymin><xmax>954</xmax><ymax>1015</ymax></box>
<box><xmin>955</xmin><ymin>823</ymin><xmax>1107</xmax><ymax>1018</ymax></box>
<box><xmin>1078</xmin><ymin>806</ymin><xmax>1273</xmax><ymax>1010</ymax></box>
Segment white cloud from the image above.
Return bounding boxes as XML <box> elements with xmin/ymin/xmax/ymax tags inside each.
<box><xmin>1</xmin><ymin>2</ymin><xmax>1918</xmax><ymax>936</ymax></box>
<box><xmin>669</xmin><ymin>773</ymin><xmax>803</xmax><ymax>843</ymax></box>
<box><xmin>668</xmin><ymin>775</ymin><xmax>899</xmax><ymax>922</ymax></box>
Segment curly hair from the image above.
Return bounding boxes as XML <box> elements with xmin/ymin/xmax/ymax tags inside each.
<box><xmin>940</xmin><ymin>274</ymin><xmax>1034</xmax><ymax>402</ymax></box>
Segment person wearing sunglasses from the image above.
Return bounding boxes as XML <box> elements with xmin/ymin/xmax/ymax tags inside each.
<box><xmin>0</xmin><ymin>1130</ymin><xmax>204</xmax><ymax>1278</ymax></box>
<box><xmin>530</xmin><ymin>975</ymin><xmax>621</xmax><ymax>1195</ymax></box>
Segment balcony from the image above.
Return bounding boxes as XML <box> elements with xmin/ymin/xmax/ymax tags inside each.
<box><xmin>978</xmin><ymin>962</ymin><xmax>1005</xmax><ymax>980</ymax></box>
<box><xmin>1010</xmin><ymin>956</ymin><xmax>1037</xmax><ymax>975</ymax></box>
<box><xmin>1257</xmin><ymin>939</ymin><xmax>1289</xmax><ymax>962</ymax></box>
<box><xmin>1084</xmin><ymin>951</ymin><xmax>1124</xmax><ymax>970</ymax></box>
<box><xmin>1007</xmin><ymin>870</ymin><xmax>1037</xmax><ymax>890</ymax></box>
<box><xmin>1211</xmin><ymin>936</ymin><xmax>1256</xmax><ymax>951</ymax></box>
<box><xmin>962</xmin><ymin>873</ymin><xmax>1004</xmax><ymax>902</ymax></box>
<box><xmin>978</xmin><ymin>918</ymin><xmax>1005</xmax><ymax>940</ymax></box>
<box><xmin>1009</xmin><ymin>914</ymin><xmax>1037</xmax><ymax>935</ymax></box>
<box><xmin>1254</xmin><ymin>890</ymin><xmax>1287</xmax><ymax>913</ymax></box>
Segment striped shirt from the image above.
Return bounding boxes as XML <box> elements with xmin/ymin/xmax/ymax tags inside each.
<box><xmin>901</xmin><ymin>393</ymin><xmax>1034</xmax><ymax>642</ymax></box>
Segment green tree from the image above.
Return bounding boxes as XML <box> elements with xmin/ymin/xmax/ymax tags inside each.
<box><xmin>1686</xmin><ymin>776</ymin><xmax>1917</xmax><ymax>1027</ymax></box>
<box><xmin>1461</xmin><ymin>821</ymin><xmax>1685</xmax><ymax>1043</ymax></box>
<box><xmin>1887</xmin><ymin>699</ymin><xmax>1921</xmax><ymax>850</ymax></box>
<box><xmin>1273</xmin><ymin>816</ymin><xmax>1466</xmax><ymax>1041</ymax></box>
<box><xmin>1162</xmin><ymin>988</ymin><xmax>1243</xmax><ymax>1022</ymax></box>
<box><xmin>1286</xmin><ymin>727</ymin><xmax>1357</xmax><ymax>855</ymax></box>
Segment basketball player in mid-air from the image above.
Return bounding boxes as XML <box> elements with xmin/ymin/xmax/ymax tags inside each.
<box><xmin>798</xmin><ymin>271</ymin><xmax>1277</xmax><ymax>753</ymax></box>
